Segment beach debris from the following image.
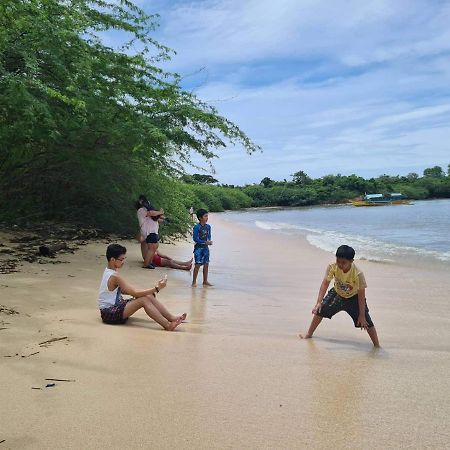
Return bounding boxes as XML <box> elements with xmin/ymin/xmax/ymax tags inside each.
<box><xmin>38</xmin><ymin>242</ymin><xmax>69</xmax><ymax>257</ymax></box>
<box><xmin>45</xmin><ymin>378</ymin><xmax>75</xmax><ymax>382</ymax></box>
<box><xmin>39</xmin><ymin>336</ymin><xmax>68</xmax><ymax>346</ymax></box>
<box><xmin>0</xmin><ymin>223</ymin><xmax>111</xmax><ymax>275</ymax></box>
<box><xmin>0</xmin><ymin>327</ymin><xmax>8</xmax><ymax>331</ymax></box>
<box><xmin>31</xmin><ymin>387</ymin><xmax>42</xmax><ymax>390</ymax></box>
<box><xmin>0</xmin><ymin>259</ymin><xmax>20</xmax><ymax>274</ymax></box>
<box><xmin>0</xmin><ymin>439</ymin><xmax>5</xmax><ymax>444</ymax></box>
<box><xmin>0</xmin><ymin>305</ymin><xmax>19</xmax><ymax>315</ymax></box>
<box><xmin>21</xmin><ymin>351</ymin><xmax>40</xmax><ymax>358</ymax></box>
<box><xmin>45</xmin><ymin>383</ymin><xmax>56</xmax><ymax>388</ymax></box>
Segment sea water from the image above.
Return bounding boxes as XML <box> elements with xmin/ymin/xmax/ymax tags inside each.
<box><xmin>222</xmin><ymin>199</ymin><xmax>450</xmax><ymax>267</ymax></box>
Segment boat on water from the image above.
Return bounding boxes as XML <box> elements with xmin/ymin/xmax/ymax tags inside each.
<box><xmin>352</xmin><ymin>193</ymin><xmax>411</xmax><ymax>207</ymax></box>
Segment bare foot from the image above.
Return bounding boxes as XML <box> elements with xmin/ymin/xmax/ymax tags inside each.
<box><xmin>298</xmin><ymin>333</ymin><xmax>312</xmax><ymax>339</ymax></box>
<box><xmin>179</xmin><ymin>313</ymin><xmax>187</xmax><ymax>322</ymax></box>
<box><xmin>166</xmin><ymin>316</ymin><xmax>183</xmax><ymax>331</ymax></box>
<box><xmin>203</xmin><ymin>282</ymin><xmax>213</xmax><ymax>286</ymax></box>
<box><xmin>191</xmin><ymin>283</ymin><xmax>197</xmax><ymax>287</ymax></box>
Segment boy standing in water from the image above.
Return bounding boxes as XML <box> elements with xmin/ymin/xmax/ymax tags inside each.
<box><xmin>98</xmin><ymin>244</ymin><xmax>186</xmax><ymax>330</ymax></box>
<box><xmin>192</xmin><ymin>209</ymin><xmax>213</xmax><ymax>287</ymax></box>
<box><xmin>299</xmin><ymin>245</ymin><xmax>380</xmax><ymax>347</ymax></box>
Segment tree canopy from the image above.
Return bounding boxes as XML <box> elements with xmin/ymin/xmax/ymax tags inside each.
<box><xmin>0</xmin><ymin>0</ymin><xmax>258</xmax><ymax>231</ymax></box>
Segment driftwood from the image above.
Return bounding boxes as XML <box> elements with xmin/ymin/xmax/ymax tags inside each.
<box><xmin>21</xmin><ymin>351</ymin><xmax>40</xmax><ymax>358</ymax></box>
<box><xmin>39</xmin><ymin>336</ymin><xmax>68</xmax><ymax>345</ymax></box>
<box><xmin>45</xmin><ymin>378</ymin><xmax>75</xmax><ymax>382</ymax></box>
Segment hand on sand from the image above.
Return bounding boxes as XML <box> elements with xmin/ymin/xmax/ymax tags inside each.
<box><xmin>298</xmin><ymin>333</ymin><xmax>312</xmax><ymax>339</ymax></box>
<box><xmin>357</xmin><ymin>316</ymin><xmax>369</xmax><ymax>330</ymax></box>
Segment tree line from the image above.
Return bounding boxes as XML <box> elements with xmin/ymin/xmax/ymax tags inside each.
<box><xmin>182</xmin><ymin>165</ymin><xmax>450</xmax><ymax>211</ymax></box>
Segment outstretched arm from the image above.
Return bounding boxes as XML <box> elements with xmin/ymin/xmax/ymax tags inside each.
<box><xmin>108</xmin><ymin>275</ymin><xmax>167</xmax><ymax>298</ymax></box>
<box><xmin>356</xmin><ymin>288</ymin><xmax>369</xmax><ymax>329</ymax></box>
<box><xmin>146</xmin><ymin>208</ymin><xmax>164</xmax><ymax>217</ymax></box>
<box><xmin>312</xmin><ymin>278</ymin><xmax>330</xmax><ymax>314</ymax></box>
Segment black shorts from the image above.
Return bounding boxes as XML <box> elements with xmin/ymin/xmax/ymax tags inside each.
<box><xmin>317</xmin><ymin>288</ymin><xmax>374</xmax><ymax>328</ymax></box>
<box><xmin>146</xmin><ymin>233</ymin><xmax>159</xmax><ymax>244</ymax></box>
<box><xmin>100</xmin><ymin>298</ymin><xmax>131</xmax><ymax>325</ymax></box>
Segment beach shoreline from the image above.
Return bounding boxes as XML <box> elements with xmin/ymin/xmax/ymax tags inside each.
<box><xmin>1</xmin><ymin>213</ymin><xmax>450</xmax><ymax>449</ymax></box>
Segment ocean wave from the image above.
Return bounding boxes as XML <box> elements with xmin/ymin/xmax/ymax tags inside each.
<box><xmin>254</xmin><ymin>220</ymin><xmax>450</xmax><ymax>263</ymax></box>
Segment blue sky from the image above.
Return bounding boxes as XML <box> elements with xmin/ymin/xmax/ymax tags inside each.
<box><xmin>111</xmin><ymin>0</ymin><xmax>450</xmax><ymax>184</ymax></box>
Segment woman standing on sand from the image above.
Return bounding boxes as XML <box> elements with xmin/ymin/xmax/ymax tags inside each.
<box><xmin>136</xmin><ymin>195</ymin><xmax>164</xmax><ymax>270</ymax></box>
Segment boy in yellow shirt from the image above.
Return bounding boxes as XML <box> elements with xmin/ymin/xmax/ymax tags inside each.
<box><xmin>299</xmin><ymin>245</ymin><xmax>380</xmax><ymax>347</ymax></box>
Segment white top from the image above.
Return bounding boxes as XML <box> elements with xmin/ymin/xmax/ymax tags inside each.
<box><xmin>137</xmin><ymin>207</ymin><xmax>159</xmax><ymax>238</ymax></box>
<box><xmin>98</xmin><ymin>268</ymin><xmax>120</xmax><ymax>309</ymax></box>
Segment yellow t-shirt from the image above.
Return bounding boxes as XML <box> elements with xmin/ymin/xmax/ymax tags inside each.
<box><xmin>325</xmin><ymin>263</ymin><xmax>367</xmax><ymax>298</ymax></box>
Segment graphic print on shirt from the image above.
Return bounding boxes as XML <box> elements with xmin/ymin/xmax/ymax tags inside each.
<box><xmin>198</xmin><ymin>225</ymin><xmax>209</xmax><ymax>243</ymax></box>
<box><xmin>335</xmin><ymin>279</ymin><xmax>354</xmax><ymax>295</ymax></box>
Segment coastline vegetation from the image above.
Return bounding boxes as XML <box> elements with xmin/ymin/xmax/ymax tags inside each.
<box><xmin>182</xmin><ymin>165</ymin><xmax>450</xmax><ymax>212</ymax></box>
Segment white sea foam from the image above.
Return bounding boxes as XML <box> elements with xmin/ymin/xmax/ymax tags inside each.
<box><xmin>254</xmin><ymin>220</ymin><xmax>450</xmax><ymax>264</ymax></box>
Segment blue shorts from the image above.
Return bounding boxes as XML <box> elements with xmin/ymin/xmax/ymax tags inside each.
<box><xmin>194</xmin><ymin>247</ymin><xmax>209</xmax><ymax>265</ymax></box>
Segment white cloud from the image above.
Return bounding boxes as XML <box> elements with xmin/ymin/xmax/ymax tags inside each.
<box><xmin>111</xmin><ymin>0</ymin><xmax>450</xmax><ymax>183</ymax></box>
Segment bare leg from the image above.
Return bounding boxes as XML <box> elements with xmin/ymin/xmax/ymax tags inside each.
<box><xmin>156</xmin><ymin>252</ymin><xmax>172</xmax><ymax>261</ymax></box>
<box><xmin>143</xmin><ymin>243</ymin><xmax>158</xmax><ymax>267</ymax></box>
<box><xmin>299</xmin><ymin>315</ymin><xmax>323</xmax><ymax>339</ymax></box>
<box><xmin>149</xmin><ymin>294</ymin><xmax>181</xmax><ymax>322</ymax></box>
<box><xmin>172</xmin><ymin>258</ymin><xmax>193</xmax><ymax>265</ymax></box>
<box><xmin>367</xmin><ymin>326</ymin><xmax>380</xmax><ymax>347</ymax></box>
<box><xmin>192</xmin><ymin>264</ymin><xmax>201</xmax><ymax>286</ymax></box>
<box><xmin>160</xmin><ymin>258</ymin><xmax>191</xmax><ymax>271</ymax></box>
<box><xmin>123</xmin><ymin>297</ymin><xmax>179</xmax><ymax>331</ymax></box>
<box><xmin>140</xmin><ymin>241</ymin><xmax>147</xmax><ymax>261</ymax></box>
<box><xmin>203</xmin><ymin>263</ymin><xmax>213</xmax><ymax>286</ymax></box>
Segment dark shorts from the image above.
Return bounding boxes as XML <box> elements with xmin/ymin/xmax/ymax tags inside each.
<box><xmin>317</xmin><ymin>288</ymin><xmax>374</xmax><ymax>328</ymax></box>
<box><xmin>146</xmin><ymin>233</ymin><xmax>159</xmax><ymax>244</ymax></box>
<box><xmin>100</xmin><ymin>298</ymin><xmax>131</xmax><ymax>325</ymax></box>
<box><xmin>194</xmin><ymin>246</ymin><xmax>209</xmax><ymax>265</ymax></box>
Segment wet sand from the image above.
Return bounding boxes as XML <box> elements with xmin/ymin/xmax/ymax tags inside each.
<box><xmin>1</xmin><ymin>214</ymin><xmax>450</xmax><ymax>449</ymax></box>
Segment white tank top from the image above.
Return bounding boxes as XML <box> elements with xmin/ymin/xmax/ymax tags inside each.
<box><xmin>98</xmin><ymin>268</ymin><xmax>121</xmax><ymax>309</ymax></box>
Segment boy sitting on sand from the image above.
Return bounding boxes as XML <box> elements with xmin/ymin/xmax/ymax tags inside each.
<box><xmin>98</xmin><ymin>244</ymin><xmax>186</xmax><ymax>331</ymax></box>
<box><xmin>299</xmin><ymin>245</ymin><xmax>380</xmax><ymax>347</ymax></box>
<box><xmin>192</xmin><ymin>209</ymin><xmax>213</xmax><ymax>287</ymax></box>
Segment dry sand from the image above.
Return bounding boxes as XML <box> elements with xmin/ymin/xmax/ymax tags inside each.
<box><xmin>1</xmin><ymin>214</ymin><xmax>450</xmax><ymax>449</ymax></box>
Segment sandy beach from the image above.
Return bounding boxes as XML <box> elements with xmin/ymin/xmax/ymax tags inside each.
<box><xmin>1</xmin><ymin>213</ymin><xmax>450</xmax><ymax>449</ymax></box>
